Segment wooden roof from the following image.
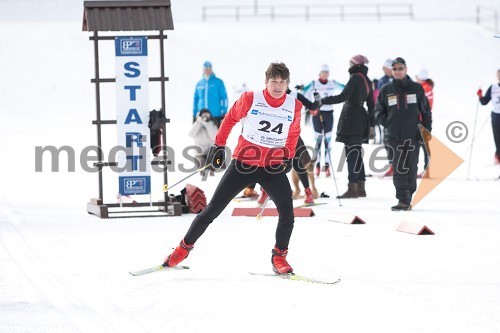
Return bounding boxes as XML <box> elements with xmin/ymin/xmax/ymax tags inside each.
<box><xmin>82</xmin><ymin>0</ymin><xmax>174</xmax><ymax>31</ymax></box>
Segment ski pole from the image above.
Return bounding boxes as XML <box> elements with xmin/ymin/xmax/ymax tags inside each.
<box><xmin>256</xmin><ymin>196</ymin><xmax>270</xmax><ymax>220</ymax></box>
<box><xmin>162</xmin><ymin>164</ymin><xmax>211</xmax><ymax>192</ymax></box>
<box><xmin>467</xmin><ymin>100</ymin><xmax>480</xmax><ymax>180</ymax></box>
<box><xmin>328</xmin><ymin>147</ymin><xmax>342</xmax><ymax>207</ymax></box>
<box><xmin>462</xmin><ymin>116</ymin><xmax>489</xmax><ymax>156</ymax></box>
<box><xmin>330</xmin><ymin>166</ymin><xmax>342</xmax><ymax>207</ymax></box>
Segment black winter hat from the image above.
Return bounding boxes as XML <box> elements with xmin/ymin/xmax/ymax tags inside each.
<box><xmin>391</xmin><ymin>57</ymin><xmax>406</xmax><ymax>66</ymax></box>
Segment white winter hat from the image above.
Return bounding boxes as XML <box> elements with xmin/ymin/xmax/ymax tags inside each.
<box><xmin>320</xmin><ymin>64</ymin><xmax>330</xmax><ymax>73</ymax></box>
<box><xmin>383</xmin><ymin>58</ymin><xmax>393</xmax><ymax>69</ymax></box>
<box><xmin>416</xmin><ymin>68</ymin><xmax>429</xmax><ymax>80</ymax></box>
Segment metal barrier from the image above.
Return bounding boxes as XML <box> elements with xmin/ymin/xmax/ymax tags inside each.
<box><xmin>202</xmin><ymin>3</ymin><xmax>414</xmax><ymax>22</ymax></box>
<box><xmin>476</xmin><ymin>6</ymin><xmax>499</xmax><ymax>34</ymax></box>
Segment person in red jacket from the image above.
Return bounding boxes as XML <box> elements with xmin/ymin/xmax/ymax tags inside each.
<box><xmin>416</xmin><ymin>68</ymin><xmax>435</xmax><ymax>176</ymax></box>
<box><xmin>163</xmin><ymin>63</ymin><xmax>302</xmax><ymax>274</ymax></box>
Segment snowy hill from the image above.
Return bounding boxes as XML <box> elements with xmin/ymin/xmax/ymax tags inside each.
<box><xmin>1</xmin><ymin>2</ymin><xmax>500</xmax><ymax>333</ymax></box>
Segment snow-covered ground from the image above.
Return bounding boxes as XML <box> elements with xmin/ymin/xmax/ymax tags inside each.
<box><xmin>1</xmin><ymin>1</ymin><xmax>500</xmax><ymax>332</ymax></box>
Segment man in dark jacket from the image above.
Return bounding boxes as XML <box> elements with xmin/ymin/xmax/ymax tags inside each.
<box><xmin>375</xmin><ymin>57</ymin><xmax>432</xmax><ymax>211</ymax></box>
<box><xmin>320</xmin><ymin>54</ymin><xmax>375</xmax><ymax>198</ymax></box>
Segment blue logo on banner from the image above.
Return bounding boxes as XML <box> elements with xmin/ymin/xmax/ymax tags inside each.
<box><xmin>119</xmin><ymin>176</ymin><xmax>151</xmax><ymax>195</ymax></box>
<box><xmin>288</xmin><ymin>115</ymin><xmax>292</xmax><ymax>121</ymax></box>
<box><xmin>251</xmin><ymin>109</ymin><xmax>259</xmax><ymax>115</ymax></box>
<box><xmin>115</xmin><ymin>37</ymin><xmax>148</xmax><ymax>56</ymax></box>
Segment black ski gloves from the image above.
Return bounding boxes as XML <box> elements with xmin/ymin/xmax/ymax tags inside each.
<box><xmin>313</xmin><ymin>92</ymin><xmax>322</xmax><ymax>106</ymax></box>
<box><xmin>206</xmin><ymin>145</ymin><xmax>226</xmax><ymax>169</ymax></box>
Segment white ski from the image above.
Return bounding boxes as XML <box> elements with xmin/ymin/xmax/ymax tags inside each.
<box><xmin>129</xmin><ymin>265</ymin><xmax>190</xmax><ymax>276</ymax></box>
<box><xmin>249</xmin><ymin>272</ymin><xmax>340</xmax><ymax>285</ymax></box>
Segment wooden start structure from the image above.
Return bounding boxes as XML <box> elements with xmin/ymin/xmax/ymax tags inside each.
<box><xmin>83</xmin><ymin>0</ymin><xmax>181</xmax><ymax>218</ymax></box>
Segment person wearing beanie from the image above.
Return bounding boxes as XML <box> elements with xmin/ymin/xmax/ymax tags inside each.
<box><xmin>415</xmin><ymin>68</ymin><xmax>435</xmax><ymax>176</ymax></box>
<box><xmin>193</xmin><ymin>61</ymin><xmax>228</xmax><ymax>127</ymax></box>
<box><xmin>477</xmin><ymin>69</ymin><xmax>500</xmax><ymax>164</ymax></box>
<box><xmin>377</xmin><ymin>58</ymin><xmax>394</xmax><ymax>90</ymax></box>
<box><xmin>320</xmin><ymin>55</ymin><xmax>375</xmax><ymax>199</ymax></box>
<box><xmin>375</xmin><ymin>57</ymin><xmax>432</xmax><ymax>211</ymax></box>
<box><xmin>302</xmin><ymin>64</ymin><xmax>345</xmax><ymax>177</ymax></box>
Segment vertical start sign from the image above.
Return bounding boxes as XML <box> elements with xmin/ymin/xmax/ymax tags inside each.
<box><xmin>115</xmin><ymin>37</ymin><xmax>151</xmax><ymax>195</ymax></box>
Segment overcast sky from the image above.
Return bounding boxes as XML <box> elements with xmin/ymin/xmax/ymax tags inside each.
<box><xmin>0</xmin><ymin>0</ymin><xmax>498</xmax><ymax>23</ymax></box>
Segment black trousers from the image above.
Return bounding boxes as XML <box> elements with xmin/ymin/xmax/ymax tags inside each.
<box><xmin>312</xmin><ymin>111</ymin><xmax>334</xmax><ymax>167</ymax></box>
<box><xmin>386</xmin><ymin>139</ymin><xmax>420</xmax><ymax>204</ymax></box>
<box><xmin>184</xmin><ymin>159</ymin><xmax>294</xmax><ymax>250</ymax></box>
<box><xmin>343</xmin><ymin>136</ymin><xmax>366</xmax><ymax>183</ymax></box>
<box><xmin>492</xmin><ymin>112</ymin><xmax>500</xmax><ymax>157</ymax></box>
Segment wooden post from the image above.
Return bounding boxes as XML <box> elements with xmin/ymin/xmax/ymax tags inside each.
<box><xmin>159</xmin><ymin>30</ymin><xmax>169</xmax><ymax>205</ymax></box>
<box><xmin>92</xmin><ymin>31</ymin><xmax>104</xmax><ymax>200</ymax></box>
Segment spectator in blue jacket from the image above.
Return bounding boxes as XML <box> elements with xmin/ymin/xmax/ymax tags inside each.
<box><xmin>193</xmin><ymin>61</ymin><xmax>228</xmax><ymax>127</ymax></box>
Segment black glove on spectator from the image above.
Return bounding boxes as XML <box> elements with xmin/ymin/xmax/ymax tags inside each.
<box><xmin>206</xmin><ymin>145</ymin><xmax>226</xmax><ymax>169</ymax></box>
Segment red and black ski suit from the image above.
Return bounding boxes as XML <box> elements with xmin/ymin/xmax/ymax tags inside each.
<box><xmin>183</xmin><ymin>89</ymin><xmax>302</xmax><ymax>251</ymax></box>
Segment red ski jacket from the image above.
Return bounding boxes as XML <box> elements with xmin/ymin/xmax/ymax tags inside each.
<box><xmin>215</xmin><ymin>89</ymin><xmax>302</xmax><ymax>167</ymax></box>
<box><xmin>421</xmin><ymin>81</ymin><xmax>434</xmax><ymax>110</ymax></box>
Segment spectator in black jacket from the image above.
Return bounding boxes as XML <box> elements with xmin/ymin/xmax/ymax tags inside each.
<box><xmin>375</xmin><ymin>57</ymin><xmax>432</xmax><ymax>211</ymax></box>
<box><xmin>320</xmin><ymin>54</ymin><xmax>375</xmax><ymax>199</ymax></box>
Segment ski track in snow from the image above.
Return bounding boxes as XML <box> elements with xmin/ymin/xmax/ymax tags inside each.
<box><xmin>0</xmin><ymin>205</ymin><xmax>144</xmax><ymax>333</ymax></box>
<box><xmin>1</xmin><ymin>3</ymin><xmax>500</xmax><ymax>331</ymax></box>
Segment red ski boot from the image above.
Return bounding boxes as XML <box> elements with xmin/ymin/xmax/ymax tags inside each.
<box><xmin>271</xmin><ymin>246</ymin><xmax>293</xmax><ymax>274</ymax></box>
<box><xmin>257</xmin><ymin>188</ymin><xmax>269</xmax><ymax>206</ymax></box>
<box><xmin>163</xmin><ymin>240</ymin><xmax>194</xmax><ymax>267</ymax></box>
<box><xmin>304</xmin><ymin>187</ymin><xmax>314</xmax><ymax>204</ymax></box>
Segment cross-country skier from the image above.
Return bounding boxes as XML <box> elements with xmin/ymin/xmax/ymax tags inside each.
<box><xmin>477</xmin><ymin>69</ymin><xmax>500</xmax><ymax>164</ymax></box>
<box><xmin>255</xmin><ymin>88</ymin><xmax>321</xmax><ymax>205</ymax></box>
<box><xmin>164</xmin><ymin>63</ymin><xmax>302</xmax><ymax>274</ymax></box>
<box><xmin>303</xmin><ymin>64</ymin><xmax>345</xmax><ymax>177</ymax></box>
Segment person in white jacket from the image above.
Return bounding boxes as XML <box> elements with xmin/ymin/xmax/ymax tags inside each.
<box><xmin>188</xmin><ymin>109</ymin><xmax>219</xmax><ymax>174</ymax></box>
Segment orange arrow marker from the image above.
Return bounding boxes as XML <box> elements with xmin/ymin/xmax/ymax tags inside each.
<box><xmin>411</xmin><ymin>125</ymin><xmax>464</xmax><ymax>207</ymax></box>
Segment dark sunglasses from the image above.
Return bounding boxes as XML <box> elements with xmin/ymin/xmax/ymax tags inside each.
<box><xmin>392</xmin><ymin>67</ymin><xmax>405</xmax><ymax>71</ymax></box>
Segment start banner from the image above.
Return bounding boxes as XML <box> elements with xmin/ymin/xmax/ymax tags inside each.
<box><xmin>115</xmin><ymin>36</ymin><xmax>151</xmax><ymax>195</ymax></box>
